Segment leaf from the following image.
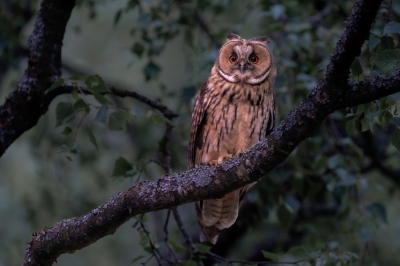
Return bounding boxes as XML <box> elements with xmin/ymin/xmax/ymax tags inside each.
<box><xmin>345</xmin><ymin>119</ymin><xmax>355</xmax><ymax>135</ymax></box>
<box><xmin>262</xmin><ymin>251</ymin><xmax>279</xmax><ymax>261</ymax></box>
<box><xmin>379</xmin><ymin>111</ymin><xmax>392</xmax><ymax>131</ymax></box>
<box><xmin>111</xmin><ymin>157</ymin><xmax>133</xmax><ymax>178</ymax></box>
<box><xmin>374</xmin><ymin>49</ymin><xmax>400</xmax><ymax>73</ymax></box>
<box><xmin>151</xmin><ymin>114</ymin><xmax>163</xmax><ymax>125</ymax></box>
<box><xmin>94</xmin><ymin>93</ymin><xmax>111</xmax><ymax>105</ymax></box>
<box><xmin>114</xmin><ymin>9</ymin><xmax>122</xmax><ymax>25</ymax></box>
<box><xmin>164</xmin><ymin>117</ymin><xmax>174</xmax><ymax>126</ymax></box>
<box><xmin>95</xmin><ymin>104</ymin><xmax>108</xmax><ymax>124</ymax></box>
<box><xmin>169</xmin><ymin>239</ymin><xmax>186</xmax><ymax>253</ymax></box>
<box><xmin>66</xmin><ymin>156</ymin><xmax>72</xmax><ymax>161</ymax></box>
<box><xmin>85</xmin><ymin>74</ymin><xmax>111</xmax><ymax>93</ymax></box>
<box><xmin>71</xmin><ymin>88</ymin><xmax>79</xmax><ymax>100</ymax></box>
<box><xmin>380</xmin><ymin>98</ymin><xmax>391</xmax><ymax>111</ymax></box>
<box><xmin>73</xmin><ymin>99</ymin><xmax>90</xmax><ymax>114</ymax></box>
<box><xmin>368</xmin><ymin>35</ymin><xmax>381</xmax><ymax>49</ymax></box>
<box><xmin>390</xmin><ymin>128</ymin><xmax>400</xmax><ymax>151</ymax></box>
<box><xmin>390</xmin><ymin>117</ymin><xmax>400</xmax><ymax>127</ymax></box>
<box><xmin>138</xmin><ymin>159</ymin><xmax>147</xmax><ymax>176</ymax></box>
<box><xmin>360</xmin><ymin>117</ymin><xmax>369</xmax><ymax>132</ymax></box>
<box><xmin>388</xmin><ymin>93</ymin><xmax>400</xmax><ymax>101</ymax></box>
<box><xmin>144</xmin><ymin>62</ymin><xmax>161</xmax><ymax>80</ymax></box>
<box><xmin>286</xmin><ymin>246</ymin><xmax>307</xmax><ymax>255</ymax></box>
<box><xmin>47</xmin><ymin>78</ymin><xmax>64</xmax><ymax>92</ymax></box>
<box><xmin>108</xmin><ymin>110</ymin><xmax>130</xmax><ymax>131</ymax></box>
<box><xmin>143</xmin><ymin>246</ymin><xmax>152</xmax><ymax>253</ymax></box>
<box><xmin>55</xmin><ymin>102</ymin><xmax>76</xmax><ymax>127</ymax></box>
<box><xmin>383</xmin><ymin>21</ymin><xmax>400</xmax><ymax>35</ymax></box>
<box><xmin>61</xmin><ymin>126</ymin><xmax>72</xmax><ymax>136</ymax></box>
<box><xmin>67</xmin><ymin>76</ymin><xmax>86</xmax><ymax>81</ymax></box>
<box><xmin>130</xmin><ymin>255</ymin><xmax>144</xmax><ymax>264</ymax></box>
<box><xmin>131</xmin><ymin>43</ymin><xmax>145</xmax><ymax>57</ymax></box>
<box><xmin>365</xmin><ymin>202</ymin><xmax>387</xmax><ymax>224</ymax></box>
<box><xmin>88</xmin><ymin>129</ymin><xmax>98</xmax><ymax>153</ymax></box>
<box><xmin>195</xmin><ymin>243</ymin><xmax>212</xmax><ymax>252</ymax></box>
<box><xmin>351</xmin><ymin>58</ymin><xmax>363</xmax><ymax>76</ymax></box>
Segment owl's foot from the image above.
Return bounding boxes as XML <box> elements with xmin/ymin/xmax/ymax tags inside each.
<box><xmin>209</xmin><ymin>154</ymin><xmax>234</xmax><ymax>166</ymax></box>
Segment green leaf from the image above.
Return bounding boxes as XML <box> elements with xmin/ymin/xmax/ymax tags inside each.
<box><xmin>85</xmin><ymin>74</ymin><xmax>111</xmax><ymax>93</ymax></box>
<box><xmin>368</xmin><ymin>35</ymin><xmax>381</xmax><ymax>49</ymax></box>
<box><xmin>94</xmin><ymin>93</ymin><xmax>111</xmax><ymax>105</ymax></box>
<box><xmin>138</xmin><ymin>159</ymin><xmax>147</xmax><ymax>176</ymax></box>
<box><xmin>345</xmin><ymin>119</ymin><xmax>355</xmax><ymax>135</ymax></box>
<box><xmin>390</xmin><ymin>117</ymin><xmax>400</xmax><ymax>127</ymax></box>
<box><xmin>66</xmin><ymin>156</ymin><xmax>72</xmax><ymax>161</ymax></box>
<box><xmin>108</xmin><ymin>110</ymin><xmax>130</xmax><ymax>131</ymax></box>
<box><xmin>114</xmin><ymin>9</ymin><xmax>122</xmax><ymax>25</ymax></box>
<box><xmin>380</xmin><ymin>98</ymin><xmax>391</xmax><ymax>111</ymax></box>
<box><xmin>55</xmin><ymin>102</ymin><xmax>76</xmax><ymax>127</ymax></box>
<box><xmin>195</xmin><ymin>243</ymin><xmax>212</xmax><ymax>253</ymax></box>
<box><xmin>286</xmin><ymin>246</ymin><xmax>307</xmax><ymax>255</ymax></box>
<box><xmin>151</xmin><ymin>114</ymin><xmax>163</xmax><ymax>125</ymax></box>
<box><xmin>164</xmin><ymin>117</ymin><xmax>174</xmax><ymax>126</ymax></box>
<box><xmin>360</xmin><ymin>117</ymin><xmax>369</xmax><ymax>132</ymax></box>
<box><xmin>61</xmin><ymin>126</ymin><xmax>73</xmax><ymax>136</ymax></box>
<box><xmin>277</xmin><ymin>204</ymin><xmax>294</xmax><ymax>227</ymax></box>
<box><xmin>47</xmin><ymin>78</ymin><xmax>64</xmax><ymax>92</ymax></box>
<box><xmin>67</xmin><ymin>75</ymin><xmax>86</xmax><ymax>81</ymax></box>
<box><xmin>365</xmin><ymin>202</ymin><xmax>387</xmax><ymax>224</ymax></box>
<box><xmin>131</xmin><ymin>42</ymin><xmax>145</xmax><ymax>57</ymax></box>
<box><xmin>388</xmin><ymin>93</ymin><xmax>400</xmax><ymax>101</ymax></box>
<box><xmin>379</xmin><ymin>111</ymin><xmax>392</xmax><ymax>131</ymax></box>
<box><xmin>130</xmin><ymin>255</ymin><xmax>144</xmax><ymax>264</ymax></box>
<box><xmin>111</xmin><ymin>157</ymin><xmax>133</xmax><ymax>177</ymax></box>
<box><xmin>88</xmin><ymin>129</ymin><xmax>98</xmax><ymax>153</ymax></box>
<box><xmin>143</xmin><ymin>246</ymin><xmax>152</xmax><ymax>253</ymax></box>
<box><xmin>71</xmin><ymin>88</ymin><xmax>79</xmax><ymax>100</ymax></box>
<box><xmin>73</xmin><ymin>99</ymin><xmax>90</xmax><ymax>114</ymax></box>
<box><xmin>390</xmin><ymin>128</ymin><xmax>400</xmax><ymax>151</ymax></box>
<box><xmin>144</xmin><ymin>62</ymin><xmax>161</xmax><ymax>80</ymax></box>
<box><xmin>374</xmin><ymin>49</ymin><xmax>400</xmax><ymax>73</ymax></box>
<box><xmin>95</xmin><ymin>104</ymin><xmax>108</xmax><ymax>124</ymax></box>
<box><xmin>351</xmin><ymin>58</ymin><xmax>363</xmax><ymax>76</ymax></box>
<box><xmin>262</xmin><ymin>251</ymin><xmax>279</xmax><ymax>261</ymax></box>
<box><xmin>169</xmin><ymin>239</ymin><xmax>186</xmax><ymax>253</ymax></box>
<box><xmin>383</xmin><ymin>21</ymin><xmax>400</xmax><ymax>35</ymax></box>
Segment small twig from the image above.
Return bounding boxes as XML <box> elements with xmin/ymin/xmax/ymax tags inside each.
<box><xmin>172</xmin><ymin>209</ymin><xmax>204</xmax><ymax>266</ymax></box>
<box><xmin>163</xmin><ymin>210</ymin><xmax>178</xmax><ymax>264</ymax></box>
<box><xmin>46</xmin><ymin>85</ymin><xmax>178</xmax><ymax>120</ymax></box>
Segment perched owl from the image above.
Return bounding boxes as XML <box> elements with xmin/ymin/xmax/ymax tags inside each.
<box><xmin>187</xmin><ymin>34</ymin><xmax>277</xmax><ymax>244</ymax></box>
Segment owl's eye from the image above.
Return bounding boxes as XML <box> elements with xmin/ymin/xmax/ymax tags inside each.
<box><xmin>229</xmin><ymin>55</ymin><xmax>237</xmax><ymax>63</ymax></box>
<box><xmin>250</xmin><ymin>55</ymin><xmax>259</xmax><ymax>64</ymax></box>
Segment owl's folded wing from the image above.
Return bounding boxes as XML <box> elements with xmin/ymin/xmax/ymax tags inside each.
<box><xmin>187</xmin><ymin>81</ymin><xmax>211</xmax><ymax>169</ymax></box>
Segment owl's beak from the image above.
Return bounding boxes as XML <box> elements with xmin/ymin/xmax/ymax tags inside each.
<box><xmin>239</xmin><ymin>61</ymin><xmax>249</xmax><ymax>73</ymax></box>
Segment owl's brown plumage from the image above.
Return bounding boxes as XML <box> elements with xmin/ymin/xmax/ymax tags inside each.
<box><xmin>188</xmin><ymin>34</ymin><xmax>276</xmax><ymax>244</ymax></box>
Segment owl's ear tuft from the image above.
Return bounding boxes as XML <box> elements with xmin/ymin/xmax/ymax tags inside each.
<box><xmin>249</xmin><ymin>36</ymin><xmax>270</xmax><ymax>45</ymax></box>
<box><xmin>226</xmin><ymin>33</ymin><xmax>241</xmax><ymax>42</ymax></box>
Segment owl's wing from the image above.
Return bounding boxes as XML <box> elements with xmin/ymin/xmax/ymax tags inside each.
<box><xmin>265</xmin><ymin>98</ymin><xmax>276</xmax><ymax>136</ymax></box>
<box><xmin>187</xmin><ymin>81</ymin><xmax>211</xmax><ymax>169</ymax></box>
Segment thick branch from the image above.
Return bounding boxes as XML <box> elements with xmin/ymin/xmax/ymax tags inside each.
<box><xmin>0</xmin><ymin>0</ymin><xmax>76</xmax><ymax>157</ymax></box>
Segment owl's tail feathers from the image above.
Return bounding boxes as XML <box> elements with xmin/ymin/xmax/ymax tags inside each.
<box><xmin>196</xmin><ymin>188</ymin><xmax>248</xmax><ymax>244</ymax></box>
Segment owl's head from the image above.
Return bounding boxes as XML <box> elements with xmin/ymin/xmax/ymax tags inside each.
<box><xmin>216</xmin><ymin>34</ymin><xmax>274</xmax><ymax>85</ymax></box>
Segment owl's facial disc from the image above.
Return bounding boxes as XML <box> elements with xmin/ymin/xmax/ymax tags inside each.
<box><xmin>217</xmin><ymin>39</ymin><xmax>273</xmax><ymax>85</ymax></box>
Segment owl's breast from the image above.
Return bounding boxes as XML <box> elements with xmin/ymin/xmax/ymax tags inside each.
<box><xmin>199</xmin><ymin>85</ymin><xmax>274</xmax><ymax>165</ymax></box>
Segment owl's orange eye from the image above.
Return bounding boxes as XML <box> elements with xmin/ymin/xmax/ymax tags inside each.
<box><xmin>229</xmin><ymin>55</ymin><xmax>237</xmax><ymax>63</ymax></box>
<box><xmin>250</xmin><ymin>55</ymin><xmax>259</xmax><ymax>64</ymax></box>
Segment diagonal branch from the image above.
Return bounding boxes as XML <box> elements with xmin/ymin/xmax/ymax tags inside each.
<box><xmin>22</xmin><ymin>0</ymin><xmax>395</xmax><ymax>263</ymax></box>
<box><xmin>0</xmin><ymin>0</ymin><xmax>76</xmax><ymax>157</ymax></box>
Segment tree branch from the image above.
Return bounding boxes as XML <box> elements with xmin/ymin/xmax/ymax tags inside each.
<box><xmin>0</xmin><ymin>0</ymin><xmax>76</xmax><ymax>157</ymax></box>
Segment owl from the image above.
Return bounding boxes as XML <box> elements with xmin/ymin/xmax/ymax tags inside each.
<box><xmin>187</xmin><ymin>34</ymin><xmax>277</xmax><ymax>244</ymax></box>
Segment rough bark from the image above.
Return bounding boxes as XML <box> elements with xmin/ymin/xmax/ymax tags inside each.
<box><xmin>0</xmin><ymin>0</ymin><xmax>76</xmax><ymax>157</ymax></box>
<box><xmin>20</xmin><ymin>1</ymin><xmax>397</xmax><ymax>264</ymax></box>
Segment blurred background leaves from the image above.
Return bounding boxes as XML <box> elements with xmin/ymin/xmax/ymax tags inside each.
<box><xmin>0</xmin><ymin>0</ymin><xmax>400</xmax><ymax>265</ymax></box>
